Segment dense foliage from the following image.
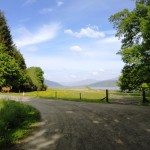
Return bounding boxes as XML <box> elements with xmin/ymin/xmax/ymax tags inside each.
<box><xmin>0</xmin><ymin>10</ymin><xmax>46</xmax><ymax>92</ymax></box>
<box><xmin>109</xmin><ymin>0</ymin><xmax>150</xmax><ymax>92</ymax></box>
<box><xmin>0</xmin><ymin>53</ymin><xmax>21</xmax><ymax>89</ymax></box>
<box><xmin>26</xmin><ymin>67</ymin><xmax>47</xmax><ymax>91</ymax></box>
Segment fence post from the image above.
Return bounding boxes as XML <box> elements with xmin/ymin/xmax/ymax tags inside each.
<box><xmin>80</xmin><ymin>93</ymin><xmax>82</xmax><ymax>100</ymax></box>
<box><xmin>106</xmin><ymin>89</ymin><xmax>109</xmax><ymax>102</ymax></box>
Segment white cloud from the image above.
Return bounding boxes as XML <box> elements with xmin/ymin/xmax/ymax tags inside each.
<box><xmin>92</xmin><ymin>71</ymin><xmax>99</xmax><ymax>76</ymax></box>
<box><xmin>39</xmin><ymin>8</ymin><xmax>53</xmax><ymax>14</ymax></box>
<box><xmin>98</xmin><ymin>36</ymin><xmax>120</xmax><ymax>44</ymax></box>
<box><xmin>64</xmin><ymin>27</ymin><xmax>105</xmax><ymax>38</ymax></box>
<box><xmin>99</xmin><ymin>69</ymin><xmax>105</xmax><ymax>72</ymax></box>
<box><xmin>70</xmin><ymin>74</ymin><xmax>77</xmax><ymax>79</ymax></box>
<box><xmin>23</xmin><ymin>0</ymin><xmax>37</xmax><ymax>5</ymax></box>
<box><xmin>96</xmin><ymin>36</ymin><xmax>121</xmax><ymax>55</ymax></box>
<box><xmin>23</xmin><ymin>53</ymin><xmax>123</xmax><ymax>82</ymax></box>
<box><xmin>24</xmin><ymin>54</ymin><xmax>123</xmax><ymax>72</ymax></box>
<box><xmin>14</xmin><ymin>23</ymin><xmax>61</xmax><ymax>47</ymax></box>
<box><xmin>105</xmin><ymin>30</ymin><xmax>116</xmax><ymax>35</ymax></box>
<box><xmin>57</xmin><ymin>1</ymin><xmax>64</xmax><ymax>7</ymax></box>
<box><xmin>70</xmin><ymin>45</ymin><xmax>83</xmax><ymax>53</ymax></box>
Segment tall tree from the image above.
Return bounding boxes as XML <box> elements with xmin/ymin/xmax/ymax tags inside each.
<box><xmin>0</xmin><ymin>10</ymin><xmax>27</xmax><ymax>70</ymax></box>
<box><xmin>109</xmin><ymin>0</ymin><xmax>150</xmax><ymax>95</ymax></box>
<box><xmin>0</xmin><ymin>10</ymin><xmax>13</xmax><ymax>54</ymax></box>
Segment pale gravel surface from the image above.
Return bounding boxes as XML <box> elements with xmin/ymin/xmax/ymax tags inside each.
<box><xmin>1</xmin><ymin>95</ymin><xmax>150</xmax><ymax>150</ymax></box>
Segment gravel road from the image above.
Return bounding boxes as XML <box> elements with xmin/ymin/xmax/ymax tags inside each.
<box><xmin>2</xmin><ymin>96</ymin><xmax>150</xmax><ymax>150</ymax></box>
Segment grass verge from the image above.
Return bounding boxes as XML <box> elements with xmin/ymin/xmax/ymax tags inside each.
<box><xmin>0</xmin><ymin>99</ymin><xmax>40</xmax><ymax>148</ymax></box>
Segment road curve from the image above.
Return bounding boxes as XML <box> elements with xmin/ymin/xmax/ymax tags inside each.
<box><xmin>3</xmin><ymin>96</ymin><xmax>150</xmax><ymax>150</ymax></box>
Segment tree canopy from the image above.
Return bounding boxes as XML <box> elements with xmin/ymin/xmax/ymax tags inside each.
<box><xmin>0</xmin><ymin>52</ymin><xmax>21</xmax><ymax>88</ymax></box>
<box><xmin>26</xmin><ymin>67</ymin><xmax>47</xmax><ymax>91</ymax></box>
<box><xmin>109</xmin><ymin>0</ymin><xmax>150</xmax><ymax>91</ymax></box>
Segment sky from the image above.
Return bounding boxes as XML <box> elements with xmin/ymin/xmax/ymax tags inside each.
<box><xmin>1</xmin><ymin>0</ymin><xmax>135</xmax><ymax>83</ymax></box>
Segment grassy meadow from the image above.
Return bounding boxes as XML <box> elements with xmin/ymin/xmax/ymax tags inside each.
<box><xmin>24</xmin><ymin>88</ymin><xmax>107</xmax><ymax>103</ymax></box>
<box><xmin>4</xmin><ymin>87</ymin><xmax>149</xmax><ymax>104</ymax></box>
<box><xmin>1</xmin><ymin>87</ymin><xmax>149</xmax><ymax>104</ymax></box>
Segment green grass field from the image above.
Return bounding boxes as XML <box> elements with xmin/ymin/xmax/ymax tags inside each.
<box><xmin>23</xmin><ymin>88</ymin><xmax>107</xmax><ymax>103</ymax></box>
<box><xmin>1</xmin><ymin>87</ymin><xmax>149</xmax><ymax>104</ymax></box>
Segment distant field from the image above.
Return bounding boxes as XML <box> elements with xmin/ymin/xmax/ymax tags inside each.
<box><xmin>25</xmin><ymin>88</ymin><xmax>107</xmax><ymax>103</ymax></box>
<box><xmin>0</xmin><ymin>87</ymin><xmax>149</xmax><ymax>104</ymax></box>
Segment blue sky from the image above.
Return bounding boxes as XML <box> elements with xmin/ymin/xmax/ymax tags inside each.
<box><xmin>1</xmin><ymin>0</ymin><xmax>135</xmax><ymax>83</ymax></box>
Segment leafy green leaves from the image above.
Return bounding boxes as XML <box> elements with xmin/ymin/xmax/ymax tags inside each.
<box><xmin>110</xmin><ymin>0</ymin><xmax>150</xmax><ymax>91</ymax></box>
<box><xmin>26</xmin><ymin>67</ymin><xmax>47</xmax><ymax>91</ymax></box>
<box><xmin>0</xmin><ymin>53</ymin><xmax>21</xmax><ymax>87</ymax></box>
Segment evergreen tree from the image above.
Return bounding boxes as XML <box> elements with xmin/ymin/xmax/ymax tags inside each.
<box><xmin>0</xmin><ymin>10</ymin><xmax>27</xmax><ymax>70</ymax></box>
<box><xmin>0</xmin><ymin>10</ymin><xmax>13</xmax><ymax>54</ymax></box>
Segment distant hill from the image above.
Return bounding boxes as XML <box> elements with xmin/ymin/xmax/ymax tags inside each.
<box><xmin>89</xmin><ymin>79</ymin><xmax>118</xmax><ymax>87</ymax></box>
<box><xmin>62</xmin><ymin>79</ymin><xmax>98</xmax><ymax>87</ymax></box>
<box><xmin>44</xmin><ymin>79</ymin><xmax>63</xmax><ymax>88</ymax></box>
<box><xmin>44</xmin><ymin>78</ymin><xmax>119</xmax><ymax>89</ymax></box>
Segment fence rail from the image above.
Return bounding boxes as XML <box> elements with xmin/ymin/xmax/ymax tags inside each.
<box><xmin>2</xmin><ymin>88</ymin><xmax>149</xmax><ymax>104</ymax></box>
<box><xmin>40</xmin><ymin>90</ymin><xmax>107</xmax><ymax>100</ymax></box>
<box><xmin>25</xmin><ymin>88</ymin><xmax>108</xmax><ymax>102</ymax></box>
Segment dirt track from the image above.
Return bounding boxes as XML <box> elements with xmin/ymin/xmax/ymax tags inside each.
<box><xmin>2</xmin><ymin>96</ymin><xmax>150</xmax><ymax>150</ymax></box>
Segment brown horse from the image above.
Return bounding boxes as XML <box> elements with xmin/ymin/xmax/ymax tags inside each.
<box><xmin>1</xmin><ymin>86</ymin><xmax>12</xmax><ymax>93</ymax></box>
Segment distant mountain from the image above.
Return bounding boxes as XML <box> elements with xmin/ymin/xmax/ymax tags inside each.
<box><xmin>44</xmin><ymin>78</ymin><xmax>119</xmax><ymax>89</ymax></box>
<box><xmin>44</xmin><ymin>79</ymin><xmax>63</xmax><ymax>88</ymax></box>
<box><xmin>89</xmin><ymin>79</ymin><xmax>118</xmax><ymax>87</ymax></box>
<box><xmin>62</xmin><ymin>79</ymin><xmax>98</xmax><ymax>87</ymax></box>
